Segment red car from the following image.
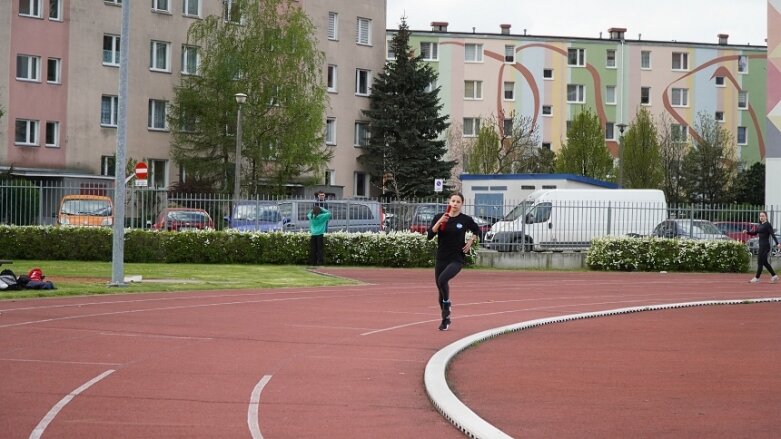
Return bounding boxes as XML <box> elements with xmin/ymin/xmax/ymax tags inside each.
<box><xmin>712</xmin><ymin>221</ymin><xmax>757</xmax><ymax>243</ymax></box>
<box><xmin>152</xmin><ymin>208</ymin><xmax>214</xmax><ymax>231</ymax></box>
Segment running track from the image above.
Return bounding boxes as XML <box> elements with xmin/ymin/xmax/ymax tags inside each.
<box><xmin>0</xmin><ymin>269</ymin><xmax>778</xmax><ymax>438</ymax></box>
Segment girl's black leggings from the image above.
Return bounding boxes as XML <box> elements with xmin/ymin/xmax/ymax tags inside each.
<box><xmin>756</xmin><ymin>248</ymin><xmax>776</xmax><ymax>278</ymax></box>
<box><xmin>435</xmin><ymin>260</ymin><xmax>463</xmax><ymax>303</ymax></box>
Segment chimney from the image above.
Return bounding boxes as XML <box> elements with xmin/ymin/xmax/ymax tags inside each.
<box><xmin>431</xmin><ymin>21</ymin><xmax>448</xmax><ymax>32</ymax></box>
<box><xmin>608</xmin><ymin>27</ymin><xmax>627</xmax><ymax>40</ymax></box>
<box><xmin>718</xmin><ymin>33</ymin><xmax>729</xmax><ymax>45</ymax></box>
<box><xmin>500</xmin><ymin>24</ymin><xmax>511</xmax><ymax>35</ymax></box>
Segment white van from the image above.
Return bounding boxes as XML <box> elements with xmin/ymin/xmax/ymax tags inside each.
<box><xmin>483</xmin><ymin>189</ymin><xmax>667</xmax><ymax>251</ymax></box>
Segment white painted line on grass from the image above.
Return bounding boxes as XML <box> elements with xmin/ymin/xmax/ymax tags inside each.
<box><xmin>248</xmin><ymin>375</ymin><xmax>272</xmax><ymax>439</ymax></box>
<box><xmin>425</xmin><ymin>298</ymin><xmax>781</xmax><ymax>439</ymax></box>
<box><xmin>29</xmin><ymin>369</ymin><xmax>115</xmax><ymax>439</ymax></box>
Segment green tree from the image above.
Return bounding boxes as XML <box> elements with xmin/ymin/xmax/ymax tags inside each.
<box><xmin>657</xmin><ymin>113</ymin><xmax>688</xmax><ymax>204</ymax></box>
<box><xmin>555</xmin><ymin>107</ymin><xmax>614</xmax><ymax>180</ymax></box>
<box><xmin>360</xmin><ymin>18</ymin><xmax>453</xmax><ymax>199</ymax></box>
<box><xmin>730</xmin><ymin>161</ymin><xmax>765</xmax><ymax>205</ymax></box>
<box><xmin>622</xmin><ymin>107</ymin><xmax>662</xmax><ymax>189</ymax></box>
<box><xmin>681</xmin><ymin>112</ymin><xmax>738</xmax><ymax>204</ymax></box>
<box><xmin>168</xmin><ymin>0</ymin><xmax>330</xmax><ymax>195</ymax></box>
<box><xmin>464</xmin><ymin>111</ymin><xmax>543</xmax><ymax>174</ymax></box>
<box><xmin>465</xmin><ymin>124</ymin><xmax>501</xmax><ymax>174</ymax></box>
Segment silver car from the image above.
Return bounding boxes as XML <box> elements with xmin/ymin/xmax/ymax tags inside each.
<box><xmin>652</xmin><ymin>219</ymin><xmax>729</xmax><ymax>240</ymax></box>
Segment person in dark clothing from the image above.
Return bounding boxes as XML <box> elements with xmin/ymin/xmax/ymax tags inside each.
<box><xmin>314</xmin><ymin>191</ymin><xmax>329</xmax><ymax>231</ymax></box>
<box><xmin>745</xmin><ymin>211</ymin><xmax>781</xmax><ymax>283</ymax></box>
<box><xmin>427</xmin><ymin>193</ymin><xmax>480</xmax><ymax>330</ymax></box>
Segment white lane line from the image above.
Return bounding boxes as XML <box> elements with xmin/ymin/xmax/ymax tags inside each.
<box><xmin>248</xmin><ymin>375</ymin><xmax>272</xmax><ymax>439</ymax></box>
<box><xmin>29</xmin><ymin>369</ymin><xmax>115</xmax><ymax>439</ymax></box>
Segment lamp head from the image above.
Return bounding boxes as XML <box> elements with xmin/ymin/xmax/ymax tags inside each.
<box><xmin>235</xmin><ymin>93</ymin><xmax>248</xmax><ymax>105</ymax></box>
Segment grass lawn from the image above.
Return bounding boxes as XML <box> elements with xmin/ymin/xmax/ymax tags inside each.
<box><xmin>0</xmin><ymin>260</ymin><xmax>358</xmax><ymax>300</ymax></box>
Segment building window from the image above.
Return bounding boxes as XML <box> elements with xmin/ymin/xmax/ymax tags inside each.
<box><xmin>566</xmin><ymin>84</ymin><xmax>585</xmax><ymax>103</ymax></box>
<box><xmin>738</xmin><ymin>91</ymin><xmax>748</xmax><ymax>109</ymax></box>
<box><xmin>738</xmin><ymin>55</ymin><xmax>748</xmax><ymax>74</ymax></box>
<box><xmin>324</xmin><ymin>169</ymin><xmax>335</xmax><ymax>186</ymax></box>
<box><xmin>464</xmin><ymin>43</ymin><xmax>483</xmax><ymax>62</ymax></box>
<box><xmin>605</xmin><ymin>85</ymin><xmax>616</xmax><ymax>105</ymax></box>
<box><xmin>103</xmin><ymin>34</ymin><xmax>120</xmax><ymax>66</ymax></box>
<box><xmin>542</xmin><ymin>105</ymin><xmax>552</xmax><ymax>116</ymax></box>
<box><xmin>356</xmin><ymin>17</ymin><xmax>371</xmax><ymax>45</ymax></box>
<box><xmin>386</xmin><ymin>36</ymin><xmax>395</xmax><ymax>60</ymax></box>
<box><xmin>181</xmin><ymin>45</ymin><xmax>199</xmax><ymax>75</ymax></box>
<box><xmin>19</xmin><ymin>0</ymin><xmax>42</xmax><ymax>17</ymax></box>
<box><xmin>325</xmin><ymin>117</ymin><xmax>336</xmax><ymax>145</ymax></box>
<box><xmin>354</xmin><ymin>121</ymin><xmax>369</xmax><ymax>146</ymax></box>
<box><xmin>150</xmin><ymin>41</ymin><xmax>170</xmax><ymax>72</ymax></box>
<box><xmin>101</xmin><ymin>155</ymin><xmax>116</xmax><ymax>177</ymax></box>
<box><xmin>672</xmin><ymin>52</ymin><xmax>688</xmax><ymax>70</ymax></box>
<box><xmin>501</xmin><ymin>82</ymin><xmax>514</xmax><ymax>100</ymax></box>
<box><xmin>606</xmin><ymin>49</ymin><xmax>616</xmax><ymax>68</ymax></box>
<box><xmin>424</xmin><ymin>79</ymin><xmax>437</xmax><ymax>93</ymax></box>
<box><xmin>640</xmin><ymin>86</ymin><xmax>651</xmax><ymax>105</ymax></box>
<box><xmin>46</xmin><ymin>58</ymin><xmax>60</xmax><ymax>83</ymax></box>
<box><xmin>101</xmin><ymin>95</ymin><xmax>119</xmax><ymax>127</ymax></box>
<box><xmin>464</xmin><ymin>80</ymin><xmax>482</xmax><ymax>99</ymax></box>
<box><xmin>671</xmin><ymin>124</ymin><xmax>687</xmax><ymax>142</ymax></box>
<box><xmin>149</xmin><ymin>159</ymin><xmax>168</xmax><ymax>188</ymax></box>
<box><xmin>715</xmin><ymin>76</ymin><xmax>725</xmax><ymax>87</ymax></box>
<box><xmin>671</xmin><ymin>88</ymin><xmax>688</xmax><ymax>107</ymax></box>
<box><xmin>463</xmin><ymin>117</ymin><xmax>480</xmax><ymax>137</ymax></box>
<box><xmin>737</xmin><ymin>126</ymin><xmax>747</xmax><ymax>145</ymax></box>
<box><xmin>605</xmin><ymin>122</ymin><xmax>615</xmax><ymax>140</ymax></box>
<box><xmin>542</xmin><ymin>142</ymin><xmax>551</xmax><ymax>150</ymax></box>
<box><xmin>183</xmin><ymin>0</ymin><xmax>200</xmax><ymax>17</ymax></box>
<box><xmin>45</xmin><ymin>121</ymin><xmax>59</xmax><ymax>147</ymax></box>
<box><xmin>543</xmin><ymin>68</ymin><xmax>554</xmax><ymax>80</ymax></box>
<box><xmin>152</xmin><ymin>0</ymin><xmax>169</xmax><ymax>12</ymax></box>
<box><xmin>223</xmin><ymin>0</ymin><xmax>241</xmax><ymax>23</ymax></box>
<box><xmin>49</xmin><ymin>0</ymin><xmax>62</xmax><ymax>20</ymax></box>
<box><xmin>354</xmin><ymin>172</ymin><xmax>367</xmax><ymax>197</ymax></box>
<box><xmin>715</xmin><ymin>111</ymin><xmax>724</xmax><ymax>122</ymax></box>
<box><xmin>420</xmin><ymin>42</ymin><xmax>438</xmax><ymax>61</ymax></box>
<box><xmin>148</xmin><ymin>99</ymin><xmax>168</xmax><ymax>130</ymax></box>
<box><xmin>105</xmin><ymin>0</ymin><xmax>121</xmax><ymax>4</ymax></box>
<box><xmin>327</xmin><ymin>64</ymin><xmax>337</xmax><ymax>92</ymax></box>
<box><xmin>504</xmin><ymin>45</ymin><xmax>515</xmax><ymax>63</ymax></box>
<box><xmin>328</xmin><ymin>12</ymin><xmax>338</xmax><ymax>40</ymax></box>
<box><xmin>15</xmin><ymin>119</ymin><xmax>39</xmax><ymax>145</ymax></box>
<box><xmin>640</xmin><ymin>50</ymin><xmax>651</xmax><ymax>69</ymax></box>
<box><xmin>567</xmin><ymin>48</ymin><xmax>585</xmax><ymax>66</ymax></box>
<box><xmin>16</xmin><ymin>54</ymin><xmax>40</xmax><ymax>81</ymax></box>
<box><xmin>355</xmin><ymin>69</ymin><xmax>371</xmax><ymax>96</ymax></box>
<box><xmin>503</xmin><ymin>118</ymin><xmax>513</xmax><ymax>135</ymax></box>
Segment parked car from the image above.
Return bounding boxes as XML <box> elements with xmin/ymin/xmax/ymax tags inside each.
<box><xmin>57</xmin><ymin>194</ymin><xmax>113</xmax><ymax>227</ymax></box>
<box><xmin>384</xmin><ymin>203</ymin><xmax>448</xmax><ymax>234</ymax></box>
<box><xmin>746</xmin><ymin>229</ymin><xmax>781</xmax><ymax>256</ymax></box>
<box><xmin>472</xmin><ymin>216</ymin><xmax>493</xmax><ymax>240</ymax></box>
<box><xmin>651</xmin><ymin>219</ymin><xmax>729</xmax><ymax>240</ymax></box>
<box><xmin>225</xmin><ymin>201</ymin><xmax>284</xmax><ymax>232</ymax></box>
<box><xmin>152</xmin><ymin>208</ymin><xmax>214</xmax><ymax>231</ymax></box>
<box><xmin>713</xmin><ymin>221</ymin><xmax>758</xmax><ymax>243</ymax></box>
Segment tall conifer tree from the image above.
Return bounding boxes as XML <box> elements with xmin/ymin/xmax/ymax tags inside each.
<box><xmin>360</xmin><ymin>19</ymin><xmax>453</xmax><ymax>199</ymax></box>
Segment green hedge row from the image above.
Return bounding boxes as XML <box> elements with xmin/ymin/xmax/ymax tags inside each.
<box><xmin>586</xmin><ymin>236</ymin><xmax>750</xmax><ymax>272</ymax></box>
<box><xmin>0</xmin><ymin>226</ymin><xmax>440</xmax><ymax>267</ymax></box>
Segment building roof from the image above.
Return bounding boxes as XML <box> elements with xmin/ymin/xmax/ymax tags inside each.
<box><xmin>459</xmin><ymin>173</ymin><xmax>619</xmax><ymax>189</ymax></box>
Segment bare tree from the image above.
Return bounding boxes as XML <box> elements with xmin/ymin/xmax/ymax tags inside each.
<box><xmin>464</xmin><ymin>111</ymin><xmax>541</xmax><ymax>174</ymax></box>
<box><xmin>444</xmin><ymin>123</ymin><xmax>468</xmax><ymax>191</ymax></box>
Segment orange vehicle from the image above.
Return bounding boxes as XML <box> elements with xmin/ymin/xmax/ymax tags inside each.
<box><xmin>57</xmin><ymin>195</ymin><xmax>114</xmax><ymax>227</ymax></box>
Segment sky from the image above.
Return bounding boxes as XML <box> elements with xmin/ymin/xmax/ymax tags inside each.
<box><xmin>386</xmin><ymin>0</ymin><xmax>768</xmax><ymax>46</ymax></box>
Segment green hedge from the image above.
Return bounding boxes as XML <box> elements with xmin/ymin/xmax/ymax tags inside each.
<box><xmin>586</xmin><ymin>236</ymin><xmax>750</xmax><ymax>272</ymax></box>
<box><xmin>0</xmin><ymin>226</ymin><xmax>444</xmax><ymax>267</ymax></box>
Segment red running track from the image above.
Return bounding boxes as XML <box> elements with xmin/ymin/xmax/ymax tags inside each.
<box><xmin>0</xmin><ymin>269</ymin><xmax>778</xmax><ymax>438</ymax></box>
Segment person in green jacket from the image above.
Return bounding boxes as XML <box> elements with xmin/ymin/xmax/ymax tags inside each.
<box><xmin>307</xmin><ymin>206</ymin><xmax>331</xmax><ymax>266</ymax></box>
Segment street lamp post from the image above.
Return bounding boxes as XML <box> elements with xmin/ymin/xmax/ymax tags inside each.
<box><xmin>233</xmin><ymin>93</ymin><xmax>247</xmax><ymax>209</ymax></box>
<box><xmin>616</xmin><ymin>123</ymin><xmax>628</xmax><ymax>187</ymax></box>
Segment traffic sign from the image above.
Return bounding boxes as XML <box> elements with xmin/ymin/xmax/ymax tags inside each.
<box><xmin>434</xmin><ymin>178</ymin><xmax>444</xmax><ymax>192</ymax></box>
<box><xmin>134</xmin><ymin>162</ymin><xmax>148</xmax><ymax>187</ymax></box>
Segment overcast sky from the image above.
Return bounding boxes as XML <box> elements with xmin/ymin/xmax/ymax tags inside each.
<box><xmin>386</xmin><ymin>0</ymin><xmax>768</xmax><ymax>46</ymax></box>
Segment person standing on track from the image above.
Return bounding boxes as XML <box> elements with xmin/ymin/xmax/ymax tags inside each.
<box><xmin>745</xmin><ymin>210</ymin><xmax>781</xmax><ymax>283</ymax></box>
<box><xmin>428</xmin><ymin>192</ymin><xmax>480</xmax><ymax>331</ymax></box>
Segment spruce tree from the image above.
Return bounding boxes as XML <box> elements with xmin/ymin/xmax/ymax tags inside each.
<box><xmin>360</xmin><ymin>19</ymin><xmax>453</xmax><ymax>199</ymax></box>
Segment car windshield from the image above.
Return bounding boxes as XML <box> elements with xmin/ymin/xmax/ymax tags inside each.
<box><xmin>503</xmin><ymin>201</ymin><xmax>533</xmax><ymax>221</ymax></box>
<box><xmin>61</xmin><ymin>200</ymin><xmax>112</xmax><ymax>215</ymax></box>
<box><xmin>414</xmin><ymin>205</ymin><xmax>445</xmax><ymax>224</ymax></box>
<box><xmin>691</xmin><ymin>222</ymin><xmax>721</xmax><ymax>234</ymax></box>
<box><xmin>168</xmin><ymin>211</ymin><xmax>209</xmax><ymax>222</ymax></box>
<box><xmin>234</xmin><ymin>204</ymin><xmax>280</xmax><ymax>221</ymax></box>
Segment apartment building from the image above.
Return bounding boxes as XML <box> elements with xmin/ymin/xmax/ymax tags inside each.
<box><xmin>392</xmin><ymin>23</ymin><xmax>768</xmax><ymax>171</ymax></box>
<box><xmin>0</xmin><ymin>0</ymin><xmax>386</xmax><ymax>197</ymax></box>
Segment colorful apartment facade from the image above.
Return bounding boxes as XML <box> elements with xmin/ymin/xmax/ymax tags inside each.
<box><xmin>768</xmin><ymin>0</ymin><xmax>781</xmax><ymax>207</ymax></box>
<box><xmin>393</xmin><ymin>23</ymin><xmax>768</xmax><ymax>171</ymax></box>
<box><xmin>0</xmin><ymin>0</ymin><xmax>387</xmax><ymax>197</ymax></box>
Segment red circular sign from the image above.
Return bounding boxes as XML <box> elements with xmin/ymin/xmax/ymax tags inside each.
<box><xmin>135</xmin><ymin>162</ymin><xmax>148</xmax><ymax>179</ymax></box>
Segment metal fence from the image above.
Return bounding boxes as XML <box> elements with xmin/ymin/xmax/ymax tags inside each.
<box><xmin>0</xmin><ymin>181</ymin><xmax>777</xmax><ymax>251</ymax></box>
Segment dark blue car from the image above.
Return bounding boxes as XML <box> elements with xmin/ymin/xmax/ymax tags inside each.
<box><xmin>225</xmin><ymin>201</ymin><xmax>283</xmax><ymax>232</ymax></box>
